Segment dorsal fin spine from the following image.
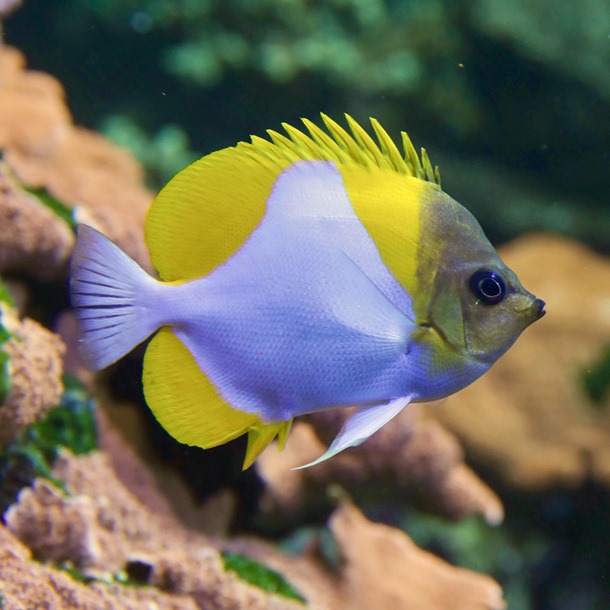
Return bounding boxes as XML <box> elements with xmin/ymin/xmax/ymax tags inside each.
<box><xmin>281</xmin><ymin>122</ymin><xmax>326</xmax><ymax>159</ymax></box>
<box><xmin>244</xmin><ymin>113</ymin><xmax>440</xmax><ymax>187</ymax></box>
<box><xmin>370</xmin><ymin>118</ymin><xmax>408</xmax><ymax>174</ymax></box>
<box><xmin>421</xmin><ymin>148</ymin><xmax>436</xmax><ymax>183</ymax></box>
<box><xmin>321</xmin><ymin>114</ymin><xmax>373</xmax><ymax>167</ymax></box>
<box><xmin>302</xmin><ymin>118</ymin><xmax>348</xmax><ymax>162</ymax></box>
<box><xmin>345</xmin><ymin>114</ymin><xmax>391</xmax><ymax>169</ymax></box>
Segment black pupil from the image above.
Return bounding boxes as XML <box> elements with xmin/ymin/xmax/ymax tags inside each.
<box><xmin>470</xmin><ymin>269</ymin><xmax>507</xmax><ymax>305</ymax></box>
<box><xmin>479</xmin><ymin>277</ymin><xmax>502</xmax><ymax>298</ymax></box>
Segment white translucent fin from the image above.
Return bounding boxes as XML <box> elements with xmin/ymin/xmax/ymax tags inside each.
<box><xmin>70</xmin><ymin>225</ymin><xmax>164</xmax><ymax>371</ymax></box>
<box><xmin>293</xmin><ymin>396</ymin><xmax>411</xmax><ymax>469</ymax></box>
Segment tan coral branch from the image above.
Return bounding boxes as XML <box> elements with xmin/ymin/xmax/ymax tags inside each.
<box><xmin>0</xmin><ymin>315</ymin><xmax>65</xmax><ymax>445</ymax></box>
<box><xmin>330</xmin><ymin>503</ymin><xmax>506</xmax><ymax>610</ymax></box>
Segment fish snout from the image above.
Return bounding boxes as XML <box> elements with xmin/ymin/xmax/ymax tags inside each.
<box><xmin>512</xmin><ymin>292</ymin><xmax>546</xmax><ymax>323</ymax></box>
<box><xmin>534</xmin><ymin>298</ymin><xmax>546</xmax><ymax>318</ymax></box>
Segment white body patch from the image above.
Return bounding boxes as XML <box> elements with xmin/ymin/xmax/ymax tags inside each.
<box><xmin>169</xmin><ymin>161</ymin><xmax>420</xmax><ymax>421</ymax></box>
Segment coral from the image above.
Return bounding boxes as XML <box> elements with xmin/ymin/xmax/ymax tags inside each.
<box><xmin>5</xmin><ymin>478</ymin><xmax>101</xmax><ymax>565</ymax></box>
<box><xmin>257</xmin><ymin>406</ymin><xmax>504</xmax><ymax>526</ymax></box>
<box><xmin>0</xmin><ymin>530</ymin><xmax>201</xmax><ymax>610</ymax></box>
<box><xmin>1</xmin><ymin>419</ymin><xmax>510</xmax><ymax>609</ymax></box>
<box><xmin>0</xmin><ymin>45</ymin><xmax>152</xmax><ymax>267</ymax></box>
<box><xmin>0</xmin><ymin>309</ymin><xmax>65</xmax><ymax>445</ymax></box>
<box><xmin>0</xmin><ymin>162</ymin><xmax>74</xmax><ymax>278</ymax></box>
<box><xmin>329</xmin><ymin>503</ymin><xmax>505</xmax><ymax>610</ymax></box>
<box><xmin>432</xmin><ymin>235</ymin><xmax>610</xmax><ymax>491</ymax></box>
<box><xmin>5</xmin><ymin>450</ymin><xmax>198</xmax><ymax>571</ymax></box>
<box><xmin>3</xmin><ymin>449</ymin><xmax>313</xmax><ymax>608</ymax></box>
<box><xmin>231</xmin><ymin>503</ymin><xmax>506</xmax><ymax>610</ymax></box>
<box><xmin>0</xmin><ymin>521</ymin><xmax>29</xmax><ymax>560</ymax></box>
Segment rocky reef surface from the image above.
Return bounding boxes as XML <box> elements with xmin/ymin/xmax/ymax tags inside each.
<box><xmin>0</xmin><ymin>44</ymin><xmax>609</xmax><ymax>609</ymax></box>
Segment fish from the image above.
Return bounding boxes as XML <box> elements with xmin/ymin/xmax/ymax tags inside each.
<box><xmin>70</xmin><ymin>114</ymin><xmax>546</xmax><ymax>470</ymax></box>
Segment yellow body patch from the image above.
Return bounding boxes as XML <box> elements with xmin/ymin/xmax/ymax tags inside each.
<box><xmin>145</xmin><ymin>149</ymin><xmax>293</xmax><ymax>282</ymax></box>
<box><xmin>340</xmin><ymin>164</ymin><xmax>435</xmax><ymax>299</ymax></box>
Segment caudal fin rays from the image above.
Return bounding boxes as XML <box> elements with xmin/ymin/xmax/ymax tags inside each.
<box><xmin>70</xmin><ymin>225</ymin><xmax>163</xmax><ymax>371</ymax></box>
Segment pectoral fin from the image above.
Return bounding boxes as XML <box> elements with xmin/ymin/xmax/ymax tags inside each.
<box><xmin>293</xmin><ymin>396</ymin><xmax>411</xmax><ymax>470</ymax></box>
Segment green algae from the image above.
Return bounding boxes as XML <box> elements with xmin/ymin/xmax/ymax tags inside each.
<box><xmin>279</xmin><ymin>525</ymin><xmax>341</xmax><ymax>570</ymax></box>
<box><xmin>0</xmin><ymin>278</ymin><xmax>13</xmax><ymax>404</ymax></box>
<box><xmin>580</xmin><ymin>346</ymin><xmax>610</xmax><ymax>408</ymax></box>
<box><xmin>0</xmin><ymin>375</ymin><xmax>97</xmax><ymax>514</ymax></box>
<box><xmin>100</xmin><ymin>115</ymin><xmax>199</xmax><ymax>188</ymax></box>
<box><xmin>221</xmin><ymin>551</ymin><xmax>307</xmax><ymax>604</ymax></box>
<box><xmin>0</xmin><ymin>328</ymin><xmax>11</xmax><ymax>405</ymax></box>
<box><xmin>23</xmin><ymin>186</ymin><xmax>76</xmax><ymax>230</ymax></box>
<box><xmin>0</xmin><ymin>278</ymin><xmax>15</xmax><ymax>308</ymax></box>
<box><xmin>57</xmin><ymin>562</ymin><xmax>148</xmax><ymax>588</ymax></box>
<box><xmin>29</xmin><ymin>375</ymin><xmax>98</xmax><ymax>456</ymax></box>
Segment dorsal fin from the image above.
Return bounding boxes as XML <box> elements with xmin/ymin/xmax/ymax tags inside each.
<box><xmin>250</xmin><ymin>113</ymin><xmax>441</xmax><ymax>183</ymax></box>
<box><xmin>145</xmin><ymin>115</ymin><xmax>440</xmax><ymax>283</ymax></box>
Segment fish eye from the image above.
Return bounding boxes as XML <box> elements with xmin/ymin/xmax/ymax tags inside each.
<box><xmin>469</xmin><ymin>269</ymin><xmax>507</xmax><ymax>305</ymax></box>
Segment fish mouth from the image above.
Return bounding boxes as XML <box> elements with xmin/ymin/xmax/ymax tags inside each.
<box><xmin>534</xmin><ymin>298</ymin><xmax>546</xmax><ymax>318</ymax></box>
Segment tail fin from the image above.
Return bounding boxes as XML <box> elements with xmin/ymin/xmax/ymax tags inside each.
<box><xmin>70</xmin><ymin>225</ymin><xmax>163</xmax><ymax>371</ymax></box>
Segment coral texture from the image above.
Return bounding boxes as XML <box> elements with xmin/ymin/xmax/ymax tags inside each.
<box><xmin>432</xmin><ymin>235</ymin><xmax>610</xmax><ymax>491</ymax></box>
<box><xmin>0</xmin><ymin>45</ymin><xmax>152</xmax><ymax>268</ymax></box>
<box><xmin>2</xmin><ymin>418</ymin><xmax>509</xmax><ymax>610</ymax></box>
<box><xmin>0</xmin><ymin>313</ymin><xmax>65</xmax><ymax>444</ymax></box>
<box><xmin>228</xmin><ymin>503</ymin><xmax>506</xmax><ymax>610</ymax></box>
<box><xmin>0</xmin><ymin>162</ymin><xmax>74</xmax><ymax>278</ymax></box>
<box><xmin>0</xmin><ymin>525</ymin><xmax>200</xmax><ymax>610</ymax></box>
<box><xmin>257</xmin><ymin>406</ymin><xmax>504</xmax><ymax>526</ymax></box>
<box><xmin>329</xmin><ymin>503</ymin><xmax>505</xmax><ymax>610</ymax></box>
<box><xmin>4</xmin><ymin>450</ymin><xmax>319</xmax><ymax>609</ymax></box>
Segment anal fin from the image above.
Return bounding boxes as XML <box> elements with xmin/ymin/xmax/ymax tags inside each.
<box><xmin>244</xmin><ymin>419</ymin><xmax>293</xmax><ymax>470</ymax></box>
<box><xmin>143</xmin><ymin>327</ymin><xmax>263</xmax><ymax>450</ymax></box>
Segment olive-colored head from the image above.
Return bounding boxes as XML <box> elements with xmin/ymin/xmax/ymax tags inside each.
<box><xmin>421</xmin><ymin>191</ymin><xmax>545</xmax><ymax>366</ymax></box>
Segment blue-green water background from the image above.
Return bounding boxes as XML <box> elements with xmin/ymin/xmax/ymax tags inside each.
<box><xmin>4</xmin><ymin>2</ymin><xmax>610</xmax><ymax>609</ymax></box>
<box><xmin>5</xmin><ymin>0</ymin><xmax>610</xmax><ymax>251</ymax></box>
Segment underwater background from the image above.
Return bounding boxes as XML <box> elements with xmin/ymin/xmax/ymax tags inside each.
<box><xmin>1</xmin><ymin>1</ymin><xmax>609</xmax><ymax>609</ymax></box>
